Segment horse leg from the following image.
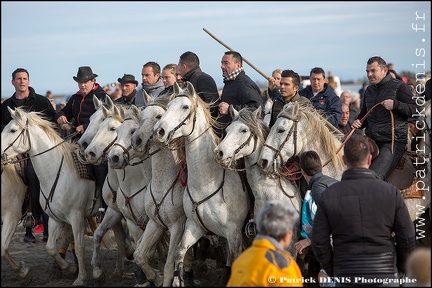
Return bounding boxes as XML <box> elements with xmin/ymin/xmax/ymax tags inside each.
<box><xmin>46</xmin><ymin>221</ymin><xmax>76</xmax><ymax>274</ymax></box>
<box><xmin>70</xmin><ymin>216</ymin><xmax>87</xmax><ymax>286</ymax></box>
<box><xmin>1</xmin><ymin>215</ymin><xmax>30</xmax><ymax>278</ymax></box>
<box><xmin>91</xmin><ymin>206</ymin><xmax>124</xmax><ymax>281</ymax></box>
<box><xmin>134</xmin><ymin>221</ymin><xmax>164</xmax><ymax>286</ymax></box>
<box><xmin>162</xmin><ymin>223</ymin><xmax>185</xmax><ymax>286</ymax></box>
<box><xmin>219</xmin><ymin>231</ymin><xmax>243</xmax><ymax>286</ymax></box>
<box><xmin>172</xmin><ymin>222</ymin><xmax>205</xmax><ymax>287</ymax></box>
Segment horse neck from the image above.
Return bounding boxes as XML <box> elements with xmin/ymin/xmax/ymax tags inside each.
<box><xmin>28</xmin><ymin>125</ymin><xmax>68</xmax><ymax>179</ymax></box>
<box><xmin>150</xmin><ymin>141</ymin><xmax>179</xmax><ymax>186</ymax></box>
<box><xmin>184</xmin><ymin>114</ymin><xmax>219</xmax><ymax>179</ymax></box>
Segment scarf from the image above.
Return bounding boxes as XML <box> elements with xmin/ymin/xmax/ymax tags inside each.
<box><xmin>223</xmin><ymin>67</ymin><xmax>244</xmax><ymax>82</ymax></box>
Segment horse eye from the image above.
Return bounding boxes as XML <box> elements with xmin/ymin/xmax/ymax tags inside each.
<box><xmin>182</xmin><ymin>105</ymin><xmax>189</xmax><ymax>110</ymax></box>
<box><xmin>241</xmin><ymin>128</ymin><xmax>247</xmax><ymax>133</ymax></box>
<box><xmin>130</xmin><ymin>129</ymin><xmax>136</xmax><ymax>135</ymax></box>
<box><xmin>156</xmin><ymin>115</ymin><xmax>162</xmax><ymax>120</ymax></box>
<box><xmin>10</xmin><ymin>129</ymin><xmax>16</xmax><ymax>133</ymax></box>
<box><xmin>110</xmin><ymin>127</ymin><xmax>117</xmax><ymax>131</ymax></box>
<box><xmin>277</xmin><ymin>128</ymin><xmax>285</xmax><ymax>133</ymax></box>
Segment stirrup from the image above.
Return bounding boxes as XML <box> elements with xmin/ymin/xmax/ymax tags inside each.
<box><xmin>244</xmin><ymin>219</ymin><xmax>256</xmax><ymax>239</ymax></box>
<box><xmin>95</xmin><ymin>208</ymin><xmax>105</xmax><ymax>224</ymax></box>
<box><xmin>22</xmin><ymin>212</ymin><xmax>37</xmax><ymax>228</ymax></box>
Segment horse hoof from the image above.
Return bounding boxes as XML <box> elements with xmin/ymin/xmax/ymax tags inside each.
<box><xmin>72</xmin><ymin>278</ymin><xmax>86</xmax><ymax>286</ymax></box>
<box><xmin>19</xmin><ymin>262</ymin><xmax>30</xmax><ymax>278</ymax></box>
<box><xmin>134</xmin><ymin>281</ymin><xmax>152</xmax><ymax>287</ymax></box>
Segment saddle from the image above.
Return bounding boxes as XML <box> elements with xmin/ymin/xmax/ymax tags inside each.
<box><xmin>386</xmin><ymin>149</ymin><xmax>425</xmax><ymax>199</ymax></box>
<box><xmin>71</xmin><ymin>151</ymin><xmax>95</xmax><ymax>181</ymax></box>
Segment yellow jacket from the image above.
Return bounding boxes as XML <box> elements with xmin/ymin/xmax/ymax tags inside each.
<box><xmin>227</xmin><ymin>237</ymin><xmax>303</xmax><ymax>287</ymax></box>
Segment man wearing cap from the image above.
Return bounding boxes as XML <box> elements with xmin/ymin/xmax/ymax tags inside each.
<box><xmin>115</xmin><ymin>74</ymin><xmax>143</xmax><ymax>106</ymax></box>
<box><xmin>55</xmin><ymin>66</ymin><xmax>108</xmax><ymax>203</ymax></box>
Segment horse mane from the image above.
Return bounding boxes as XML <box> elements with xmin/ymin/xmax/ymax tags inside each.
<box><xmin>15</xmin><ymin>107</ymin><xmax>76</xmax><ymax>167</ymax></box>
<box><xmin>2</xmin><ymin>163</ymin><xmax>24</xmax><ymax>187</ymax></box>
<box><xmin>280</xmin><ymin>104</ymin><xmax>345</xmax><ymax>173</ymax></box>
<box><xmin>235</xmin><ymin>107</ymin><xmax>269</xmax><ymax>144</ymax></box>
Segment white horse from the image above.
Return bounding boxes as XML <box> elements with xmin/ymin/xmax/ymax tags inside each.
<box><xmin>259</xmin><ymin>101</ymin><xmax>430</xmax><ymax>224</ymax></box>
<box><xmin>128</xmin><ymin>95</ymin><xmax>189</xmax><ymax>286</ymax></box>
<box><xmin>83</xmin><ymin>104</ymin><xmax>151</xmax><ymax>251</ymax></box>
<box><xmin>1</xmin><ymin>161</ymin><xmax>30</xmax><ymax>278</ymax></box>
<box><xmin>258</xmin><ymin>101</ymin><xmax>346</xmax><ymax>181</ymax></box>
<box><xmin>153</xmin><ymin>82</ymin><xmax>249</xmax><ymax>286</ymax></box>
<box><xmin>214</xmin><ymin>106</ymin><xmax>302</xmax><ymax>255</ymax></box>
<box><xmin>77</xmin><ymin>95</ymin><xmax>135</xmax><ymax>282</ymax></box>
<box><xmin>1</xmin><ymin>107</ymin><xmax>102</xmax><ymax>286</ymax></box>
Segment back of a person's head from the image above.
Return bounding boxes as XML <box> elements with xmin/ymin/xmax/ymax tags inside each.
<box><xmin>343</xmin><ymin>134</ymin><xmax>370</xmax><ymax>167</ymax></box>
<box><xmin>299</xmin><ymin>150</ymin><xmax>322</xmax><ymax>176</ymax></box>
<box><xmin>256</xmin><ymin>200</ymin><xmax>298</xmax><ymax>241</ymax></box>
<box><xmin>406</xmin><ymin>247</ymin><xmax>431</xmax><ymax>286</ymax></box>
<box><xmin>179</xmin><ymin>51</ymin><xmax>200</xmax><ymax>68</ymax></box>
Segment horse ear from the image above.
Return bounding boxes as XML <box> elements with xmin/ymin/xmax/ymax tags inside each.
<box><xmin>173</xmin><ymin>81</ymin><xmax>183</xmax><ymax>95</ymax></box>
<box><xmin>94</xmin><ymin>95</ymin><xmax>103</xmax><ymax>109</ymax></box>
<box><xmin>113</xmin><ymin>104</ymin><xmax>122</xmax><ymax>118</ymax></box>
<box><xmin>132</xmin><ymin>105</ymin><xmax>140</xmax><ymax>119</ymax></box>
<box><xmin>105</xmin><ymin>95</ymin><xmax>114</xmax><ymax>109</ymax></box>
<box><xmin>254</xmin><ymin>106</ymin><xmax>262</xmax><ymax>119</ymax></box>
<box><xmin>292</xmin><ymin>101</ymin><xmax>299</xmax><ymax>117</ymax></box>
<box><xmin>7</xmin><ymin>106</ymin><xmax>17</xmax><ymax>120</ymax></box>
<box><xmin>102</xmin><ymin>105</ymin><xmax>111</xmax><ymax>118</ymax></box>
<box><xmin>186</xmin><ymin>82</ymin><xmax>197</xmax><ymax>100</ymax></box>
<box><xmin>229</xmin><ymin>105</ymin><xmax>238</xmax><ymax>119</ymax></box>
<box><xmin>143</xmin><ymin>89</ymin><xmax>152</xmax><ymax>106</ymax></box>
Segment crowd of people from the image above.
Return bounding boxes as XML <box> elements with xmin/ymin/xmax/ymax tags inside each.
<box><xmin>1</xmin><ymin>53</ymin><xmax>430</xmax><ymax>287</ymax></box>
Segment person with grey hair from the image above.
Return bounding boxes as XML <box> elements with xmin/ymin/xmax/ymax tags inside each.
<box><xmin>227</xmin><ymin>200</ymin><xmax>303</xmax><ymax>287</ymax></box>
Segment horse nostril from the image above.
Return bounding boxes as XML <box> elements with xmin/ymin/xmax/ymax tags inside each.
<box><xmin>111</xmin><ymin>155</ymin><xmax>119</xmax><ymax>164</ymax></box>
<box><xmin>157</xmin><ymin>128</ymin><xmax>165</xmax><ymax>137</ymax></box>
<box><xmin>82</xmin><ymin>142</ymin><xmax>88</xmax><ymax>149</ymax></box>
<box><xmin>217</xmin><ymin>150</ymin><xmax>224</xmax><ymax>159</ymax></box>
<box><xmin>135</xmin><ymin>137</ymin><xmax>142</xmax><ymax>146</ymax></box>
<box><xmin>259</xmin><ymin>159</ymin><xmax>268</xmax><ymax>169</ymax></box>
<box><xmin>88</xmin><ymin>151</ymin><xmax>96</xmax><ymax>160</ymax></box>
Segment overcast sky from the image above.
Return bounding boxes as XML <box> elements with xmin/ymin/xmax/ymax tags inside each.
<box><xmin>1</xmin><ymin>1</ymin><xmax>430</xmax><ymax>98</ymax></box>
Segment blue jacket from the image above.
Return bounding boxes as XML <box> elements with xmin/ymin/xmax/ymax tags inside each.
<box><xmin>299</xmin><ymin>83</ymin><xmax>342</xmax><ymax>127</ymax></box>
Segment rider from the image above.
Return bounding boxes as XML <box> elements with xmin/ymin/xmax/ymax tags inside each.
<box><xmin>1</xmin><ymin>68</ymin><xmax>56</xmax><ymax>243</ymax></box>
<box><xmin>55</xmin><ymin>66</ymin><xmax>109</xmax><ymax>207</ymax></box>
<box><xmin>351</xmin><ymin>56</ymin><xmax>419</xmax><ymax>180</ymax></box>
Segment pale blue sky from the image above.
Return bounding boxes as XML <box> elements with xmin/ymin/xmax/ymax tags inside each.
<box><xmin>1</xmin><ymin>1</ymin><xmax>431</xmax><ymax>98</ymax></box>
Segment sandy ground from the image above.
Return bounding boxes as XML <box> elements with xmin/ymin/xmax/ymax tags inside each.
<box><xmin>1</xmin><ymin>224</ymin><xmax>225</xmax><ymax>287</ymax></box>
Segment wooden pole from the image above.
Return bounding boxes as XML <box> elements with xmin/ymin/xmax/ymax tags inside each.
<box><xmin>203</xmin><ymin>28</ymin><xmax>270</xmax><ymax>80</ymax></box>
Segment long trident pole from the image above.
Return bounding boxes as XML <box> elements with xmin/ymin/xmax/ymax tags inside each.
<box><xmin>203</xmin><ymin>28</ymin><xmax>270</xmax><ymax>80</ymax></box>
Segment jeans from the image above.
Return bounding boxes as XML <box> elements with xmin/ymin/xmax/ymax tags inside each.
<box><xmin>370</xmin><ymin>141</ymin><xmax>406</xmax><ymax>181</ymax></box>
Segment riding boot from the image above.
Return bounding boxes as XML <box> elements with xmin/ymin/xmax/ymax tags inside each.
<box><xmin>42</xmin><ymin>213</ymin><xmax>49</xmax><ymax>242</ymax></box>
<box><xmin>27</xmin><ymin>159</ymin><xmax>43</xmax><ymax>225</ymax></box>
<box><xmin>24</xmin><ymin>227</ymin><xmax>36</xmax><ymax>243</ymax></box>
<box><xmin>194</xmin><ymin>238</ymin><xmax>210</xmax><ymax>274</ymax></box>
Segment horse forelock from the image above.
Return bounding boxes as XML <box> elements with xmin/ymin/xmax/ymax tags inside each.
<box><xmin>237</xmin><ymin>108</ymin><xmax>269</xmax><ymax>144</ymax></box>
<box><xmin>298</xmin><ymin>106</ymin><xmax>345</xmax><ymax>173</ymax></box>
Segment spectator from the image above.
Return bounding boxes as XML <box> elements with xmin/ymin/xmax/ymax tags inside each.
<box><xmin>157</xmin><ymin>64</ymin><xmax>177</xmax><ymax>97</ymax></box>
<box><xmin>358</xmin><ymin>81</ymin><xmax>368</xmax><ymax>107</ymax></box>
<box><xmin>294</xmin><ymin>151</ymin><xmax>338</xmax><ymax>287</ymax></box>
<box><xmin>227</xmin><ymin>199</ymin><xmax>303</xmax><ymax>287</ymax></box>
<box><xmin>405</xmin><ymin>247</ymin><xmax>431</xmax><ymax>287</ymax></box>
<box><xmin>218</xmin><ymin>50</ymin><xmax>263</xmax><ymax>138</ymax></box>
<box><xmin>311</xmin><ymin>134</ymin><xmax>415</xmax><ymax>285</ymax></box>
<box><xmin>138</xmin><ymin>61</ymin><xmax>164</xmax><ymax>98</ymax></box>
<box><xmin>110</xmin><ymin>83</ymin><xmax>122</xmax><ymax>102</ymax></box>
<box><xmin>45</xmin><ymin>90</ymin><xmax>57</xmax><ymax>110</ymax></box>
<box><xmin>262</xmin><ymin>68</ymin><xmax>282</xmax><ymax>101</ymax></box>
<box><xmin>352</xmin><ymin>56</ymin><xmax>419</xmax><ymax>180</ymax></box>
<box><xmin>340</xmin><ymin>90</ymin><xmax>360</xmax><ymax>124</ymax></box>
<box><xmin>115</xmin><ymin>74</ymin><xmax>143</xmax><ymax>106</ymax></box>
<box><xmin>1</xmin><ymin>68</ymin><xmax>56</xmax><ymax>243</ymax></box>
<box><xmin>175</xmin><ymin>65</ymin><xmax>185</xmax><ymax>88</ymax></box>
<box><xmin>269</xmin><ymin>69</ymin><xmax>310</xmax><ymax>127</ymax></box>
<box><xmin>298</xmin><ymin>67</ymin><xmax>342</xmax><ymax>128</ymax></box>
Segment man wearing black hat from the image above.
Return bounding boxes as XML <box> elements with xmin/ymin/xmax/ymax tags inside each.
<box><xmin>115</xmin><ymin>74</ymin><xmax>144</xmax><ymax>106</ymax></box>
<box><xmin>55</xmin><ymin>66</ymin><xmax>108</xmax><ymax>206</ymax></box>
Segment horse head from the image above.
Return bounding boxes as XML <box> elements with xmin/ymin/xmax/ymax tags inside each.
<box><xmin>1</xmin><ymin>107</ymin><xmax>31</xmax><ymax>162</ymax></box>
<box><xmin>214</xmin><ymin>106</ymin><xmax>267</xmax><ymax>169</ymax></box>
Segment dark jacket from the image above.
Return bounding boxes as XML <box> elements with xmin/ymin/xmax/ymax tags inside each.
<box><xmin>269</xmin><ymin>92</ymin><xmax>311</xmax><ymax>127</ymax></box>
<box><xmin>311</xmin><ymin>168</ymin><xmax>415</xmax><ymax>277</ymax></box>
<box><xmin>220</xmin><ymin>71</ymin><xmax>263</xmax><ymax>131</ymax></box>
<box><xmin>357</xmin><ymin>74</ymin><xmax>418</xmax><ymax>143</ymax></box>
<box><xmin>55</xmin><ymin>83</ymin><xmax>107</xmax><ymax>131</ymax></box>
<box><xmin>308</xmin><ymin>172</ymin><xmax>338</xmax><ymax>204</ymax></box>
<box><xmin>1</xmin><ymin>86</ymin><xmax>56</xmax><ymax>131</ymax></box>
<box><xmin>299</xmin><ymin>83</ymin><xmax>342</xmax><ymax>128</ymax></box>
<box><xmin>114</xmin><ymin>89</ymin><xmax>145</xmax><ymax>107</ymax></box>
<box><xmin>183</xmin><ymin>66</ymin><xmax>219</xmax><ymax>106</ymax></box>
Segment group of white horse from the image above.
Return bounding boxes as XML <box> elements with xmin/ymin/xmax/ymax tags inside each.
<box><xmin>1</xmin><ymin>81</ymin><xmax>430</xmax><ymax>286</ymax></box>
